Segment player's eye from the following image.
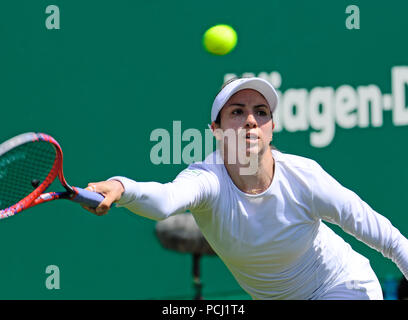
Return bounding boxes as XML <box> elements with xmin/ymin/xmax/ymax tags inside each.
<box><xmin>231</xmin><ymin>109</ymin><xmax>243</xmax><ymax>115</ymax></box>
<box><xmin>256</xmin><ymin>110</ymin><xmax>268</xmax><ymax>116</ymax></box>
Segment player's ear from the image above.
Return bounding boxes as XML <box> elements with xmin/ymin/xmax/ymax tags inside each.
<box><xmin>210</xmin><ymin>121</ymin><xmax>223</xmax><ymax>141</ymax></box>
<box><xmin>271</xmin><ymin>114</ymin><xmax>275</xmax><ymax>130</ymax></box>
<box><xmin>269</xmin><ymin>119</ymin><xmax>275</xmax><ymax>145</ymax></box>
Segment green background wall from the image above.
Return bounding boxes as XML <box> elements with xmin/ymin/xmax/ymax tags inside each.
<box><xmin>0</xmin><ymin>0</ymin><xmax>407</xmax><ymax>299</ymax></box>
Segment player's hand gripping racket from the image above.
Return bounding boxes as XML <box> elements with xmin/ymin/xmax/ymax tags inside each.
<box><xmin>0</xmin><ymin>132</ymin><xmax>104</xmax><ymax>219</ymax></box>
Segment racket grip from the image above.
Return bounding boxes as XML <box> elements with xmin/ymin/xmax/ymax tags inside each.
<box><xmin>71</xmin><ymin>187</ymin><xmax>105</xmax><ymax>208</ymax></box>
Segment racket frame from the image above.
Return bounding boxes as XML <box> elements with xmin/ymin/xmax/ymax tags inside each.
<box><xmin>0</xmin><ymin>132</ymin><xmax>87</xmax><ymax>219</ymax></box>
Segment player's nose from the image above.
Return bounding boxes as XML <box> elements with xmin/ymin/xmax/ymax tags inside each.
<box><xmin>245</xmin><ymin>113</ymin><xmax>258</xmax><ymax>128</ymax></box>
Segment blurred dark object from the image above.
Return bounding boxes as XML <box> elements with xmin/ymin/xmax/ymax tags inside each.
<box><xmin>155</xmin><ymin>213</ymin><xmax>216</xmax><ymax>300</ymax></box>
<box><xmin>383</xmin><ymin>274</ymin><xmax>399</xmax><ymax>300</ymax></box>
<box><xmin>397</xmin><ymin>276</ymin><xmax>408</xmax><ymax>300</ymax></box>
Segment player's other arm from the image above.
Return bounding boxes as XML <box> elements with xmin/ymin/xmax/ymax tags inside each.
<box><xmin>309</xmin><ymin>162</ymin><xmax>408</xmax><ymax>280</ymax></box>
<box><xmin>82</xmin><ymin>166</ymin><xmax>219</xmax><ymax>220</ymax></box>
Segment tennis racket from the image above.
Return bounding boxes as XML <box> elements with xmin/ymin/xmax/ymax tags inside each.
<box><xmin>0</xmin><ymin>132</ymin><xmax>105</xmax><ymax>219</ymax></box>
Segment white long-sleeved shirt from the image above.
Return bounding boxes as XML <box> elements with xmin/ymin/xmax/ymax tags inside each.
<box><xmin>110</xmin><ymin>149</ymin><xmax>408</xmax><ymax>299</ymax></box>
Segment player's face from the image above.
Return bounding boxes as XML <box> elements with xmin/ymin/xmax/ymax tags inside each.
<box><xmin>212</xmin><ymin>89</ymin><xmax>274</xmax><ymax>159</ymax></box>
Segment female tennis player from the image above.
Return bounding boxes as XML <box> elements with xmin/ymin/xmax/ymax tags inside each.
<box><xmin>82</xmin><ymin>77</ymin><xmax>408</xmax><ymax>300</ymax></box>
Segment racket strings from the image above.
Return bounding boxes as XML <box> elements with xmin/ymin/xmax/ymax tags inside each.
<box><xmin>0</xmin><ymin>141</ymin><xmax>57</xmax><ymax>210</ymax></box>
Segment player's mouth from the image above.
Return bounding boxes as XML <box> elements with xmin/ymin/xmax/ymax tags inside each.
<box><xmin>245</xmin><ymin>132</ymin><xmax>259</xmax><ymax>142</ymax></box>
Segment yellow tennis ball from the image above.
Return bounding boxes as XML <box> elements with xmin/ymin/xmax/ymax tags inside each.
<box><xmin>203</xmin><ymin>24</ymin><xmax>238</xmax><ymax>56</ymax></box>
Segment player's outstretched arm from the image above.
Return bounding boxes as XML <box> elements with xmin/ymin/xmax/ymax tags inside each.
<box><xmin>310</xmin><ymin>162</ymin><xmax>408</xmax><ymax>280</ymax></box>
<box><xmin>81</xmin><ymin>166</ymin><xmax>220</xmax><ymax>221</ymax></box>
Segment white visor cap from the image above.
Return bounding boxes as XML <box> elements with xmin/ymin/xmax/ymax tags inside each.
<box><xmin>211</xmin><ymin>77</ymin><xmax>279</xmax><ymax>122</ymax></box>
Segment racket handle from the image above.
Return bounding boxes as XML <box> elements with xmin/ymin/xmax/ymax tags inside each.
<box><xmin>71</xmin><ymin>187</ymin><xmax>105</xmax><ymax>208</ymax></box>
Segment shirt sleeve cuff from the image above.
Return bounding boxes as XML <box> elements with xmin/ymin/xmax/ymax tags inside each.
<box><xmin>107</xmin><ymin>176</ymin><xmax>140</xmax><ymax>207</ymax></box>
